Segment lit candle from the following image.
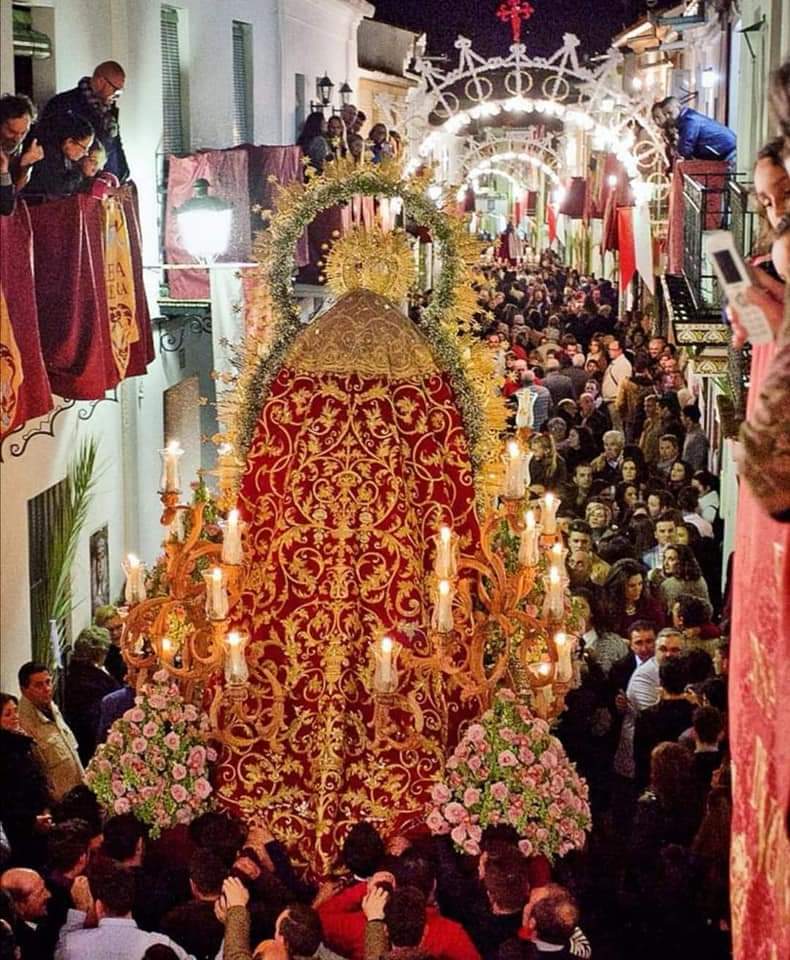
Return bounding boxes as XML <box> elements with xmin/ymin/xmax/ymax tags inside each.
<box><xmin>554</xmin><ymin>631</ymin><xmax>573</xmax><ymax>682</ymax></box>
<box><xmin>160</xmin><ymin>635</ymin><xmax>174</xmax><ymax>662</ymax></box>
<box><xmin>541</xmin><ymin>492</ymin><xmax>561</xmax><ymax>535</ymax></box>
<box><xmin>550</xmin><ymin>541</ymin><xmax>566</xmax><ymax>567</ymax></box>
<box><xmin>503</xmin><ymin>440</ymin><xmax>524</xmax><ymax>499</ymax></box>
<box><xmin>545</xmin><ymin>564</ymin><xmax>565</xmax><ymax>620</ymax></box>
<box><xmin>515</xmin><ymin>388</ymin><xmax>536</xmax><ymax>429</ymax></box>
<box><xmin>518</xmin><ymin>510</ymin><xmax>542</xmax><ymax>566</ymax></box>
<box><xmin>225</xmin><ymin>630</ymin><xmax>249</xmax><ymax>685</ymax></box>
<box><xmin>529</xmin><ymin>661</ymin><xmax>555</xmax><ymax>715</ymax></box>
<box><xmin>433</xmin><ymin>578</ymin><xmax>455</xmax><ymax>633</ymax></box>
<box><xmin>159</xmin><ymin>440</ymin><xmax>184</xmax><ymax>493</ymax></box>
<box><xmin>222</xmin><ymin>508</ymin><xmax>243</xmax><ymax>565</ymax></box>
<box><xmin>435</xmin><ymin>525</ymin><xmax>456</xmax><ymax>579</ymax></box>
<box><xmin>123</xmin><ymin>554</ymin><xmax>147</xmax><ymax>605</ymax></box>
<box><xmin>204</xmin><ymin>567</ymin><xmax>229</xmax><ymax>620</ymax></box>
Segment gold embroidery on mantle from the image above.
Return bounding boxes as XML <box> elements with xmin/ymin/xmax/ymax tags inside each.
<box><xmin>0</xmin><ymin>290</ymin><xmax>24</xmax><ymax>433</ymax></box>
<box><xmin>288</xmin><ymin>290</ymin><xmax>437</xmax><ymax>379</ymax></box>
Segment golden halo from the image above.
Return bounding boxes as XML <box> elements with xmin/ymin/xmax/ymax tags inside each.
<box><xmin>324</xmin><ymin>223</ymin><xmax>416</xmax><ymax>302</ymax></box>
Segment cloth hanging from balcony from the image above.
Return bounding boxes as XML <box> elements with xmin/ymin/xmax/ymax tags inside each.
<box><xmin>617</xmin><ymin>207</ymin><xmax>636</xmax><ymax>293</ymax></box>
<box><xmin>102</xmin><ymin>197</ymin><xmax>139</xmax><ymax>379</ymax></box>
<box><xmin>558</xmin><ymin>177</ymin><xmax>587</xmax><ymax>219</ymax></box>
<box><xmin>244</xmin><ymin>145</ymin><xmax>309</xmax><ymax>268</ymax></box>
<box><xmin>666</xmin><ymin>159</ymin><xmax>728</xmax><ymax>275</ymax></box>
<box><xmin>164</xmin><ymin>147</ymin><xmax>251</xmax><ymax>300</ymax></box>
<box><xmin>0</xmin><ymin>202</ymin><xmax>53</xmax><ymax>437</ymax></box>
<box><xmin>27</xmin><ymin>191</ymin><xmax>153</xmax><ymax>400</ymax></box>
<box><xmin>730</xmin><ymin>333</ymin><xmax>790</xmax><ymax>960</ymax></box>
<box><xmin>633</xmin><ymin>203</ymin><xmax>655</xmax><ymax>295</ymax></box>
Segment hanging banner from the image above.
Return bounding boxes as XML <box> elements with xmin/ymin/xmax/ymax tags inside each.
<box><xmin>102</xmin><ymin>197</ymin><xmax>140</xmax><ymax>379</ymax></box>
<box><xmin>633</xmin><ymin>203</ymin><xmax>655</xmax><ymax>295</ymax></box>
<box><xmin>617</xmin><ymin>206</ymin><xmax>636</xmax><ymax>293</ymax></box>
<box><xmin>547</xmin><ymin>202</ymin><xmax>557</xmax><ymax>246</ymax></box>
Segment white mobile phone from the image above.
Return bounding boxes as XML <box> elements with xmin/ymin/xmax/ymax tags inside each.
<box><xmin>705</xmin><ymin>231</ymin><xmax>773</xmax><ymax>344</ymax></box>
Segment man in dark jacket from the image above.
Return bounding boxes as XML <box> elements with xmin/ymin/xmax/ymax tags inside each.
<box><xmin>160</xmin><ymin>850</ymin><xmax>226</xmax><ymax>960</ymax></box>
<box><xmin>41</xmin><ymin>61</ymin><xmax>129</xmax><ymax>181</ymax></box>
<box><xmin>633</xmin><ymin>657</ymin><xmax>694</xmax><ymax>789</ymax></box>
<box><xmin>63</xmin><ymin>629</ymin><xmax>121</xmax><ymax>764</ymax></box>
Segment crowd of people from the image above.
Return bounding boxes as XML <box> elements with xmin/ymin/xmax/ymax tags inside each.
<box><xmin>0</xmin><ymin>60</ymin><xmax>128</xmax><ymax>216</ymax></box>
<box><xmin>296</xmin><ymin>104</ymin><xmax>401</xmax><ymax>175</ymax></box>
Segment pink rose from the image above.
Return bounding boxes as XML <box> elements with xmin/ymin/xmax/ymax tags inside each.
<box><xmin>194</xmin><ymin>777</ymin><xmax>212</xmax><ymax>800</ymax></box>
<box><xmin>499</xmin><ymin>727</ymin><xmax>516</xmax><ymax>743</ymax></box>
<box><xmin>97</xmin><ymin>759</ymin><xmax>112</xmax><ymax>775</ymax></box>
<box><xmin>548</xmin><ymin>802</ymin><xmax>563</xmax><ymax>819</ymax></box>
<box><xmin>120</xmin><ymin>753</ymin><xmax>136</xmax><ymax>769</ymax></box>
<box><xmin>172</xmin><ymin>763</ymin><xmax>187</xmax><ymax>781</ymax></box>
<box><xmin>443</xmin><ymin>802</ymin><xmax>467</xmax><ymax>825</ymax></box>
<box><xmin>519</xmin><ymin>745</ymin><xmax>536</xmax><ymax>765</ymax></box>
<box><xmin>463</xmin><ymin>838</ymin><xmax>481</xmax><ymax>856</ymax></box>
<box><xmin>170</xmin><ymin>783</ymin><xmax>188</xmax><ymax>803</ymax></box>
<box><xmin>541</xmin><ymin>749</ymin><xmax>559</xmax><ymax>769</ymax></box>
<box><xmin>127</xmin><ymin>708</ymin><xmax>145</xmax><ymax>724</ymax></box>
<box><xmin>183</xmin><ymin>704</ymin><xmax>199</xmax><ymax>722</ymax></box>
<box><xmin>143</xmin><ymin>721</ymin><xmax>158</xmax><ymax>739</ymax></box>
<box><xmin>431</xmin><ymin>783</ymin><xmax>451</xmax><ymax>805</ymax></box>
<box><xmin>518</xmin><ymin>839</ymin><xmax>533</xmax><ymax>857</ymax></box>
<box><xmin>490</xmin><ymin>781</ymin><xmax>509</xmax><ymax>803</ymax></box>
<box><xmin>107</xmin><ymin>731</ymin><xmax>124</xmax><ymax>748</ymax></box>
<box><xmin>426</xmin><ymin>810</ymin><xmax>450</xmax><ymax>835</ymax></box>
<box><xmin>466</xmin><ymin>723</ymin><xmax>486</xmax><ymax>744</ymax></box>
<box><xmin>463</xmin><ymin>787</ymin><xmax>481</xmax><ymax>808</ymax></box>
<box><xmin>498</xmin><ymin>750</ymin><xmax>518</xmax><ymax>768</ymax></box>
<box><xmin>188</xmin><ymin>745</ymin><xmax>207</xmax><ymax>769</ymax></box>
<box><xmin>497</xmin><ymin>688</ymin><xmax>516</xmax><ymax>702</ymax></box>
<box><xmin>111</xmin><ymin>779</ymin><xmax>126</xmax><ymax>798</ymax></box>
<box><xmin>467</xmin><ymin>755</ymin><xmax>482</xmax><ymax>773</ymax></box>
<box><xmin>148</xmin><ymin>695</ymin><xmax>167</xmax><ymax>711</ymax></box>
<box><xmin>164</xmin><ymin>732</ymin><xmax>181</xmax><ymax>751</ymax></box>
<box><xmin>450</xmin><ymin>823</ymin><xmax>468</xmax><ymax>846</ymax></box>
<box><xmin>152</xmin><ymin>669</ymin><xmax>170</xmax><ymax>683</ymax></box>
<box><xmin>446</xmin><ymin>757</ymin><xmax>459</xmax><ymax>770</ymax></box>
<box><xmin>551</xmin><ymin>774</ymin><xmax>565</xmax><ymax>795</ymax></box>
<box><xmin>206</xmin><ymin>747</ymin><xmax>218</xmax><ymax>762</ymax></box>
<box><xmin>113</xmin><ymin>797</ymin><xmax>131</xmax><ymax>814</ymax></box>
<box><xmin>131</xmin><ymin>737</ymin><xmax>148</xmax><ymax>754</ymax></box>
<box><xmin>467</xmin><ymin>822</ymin><xmax>482</xmax><ymax>843</ymax></box>
<box><xmin>176</xmin><ymin>806</ymin><xmax>192</xmax><ymax>824</ymax></box>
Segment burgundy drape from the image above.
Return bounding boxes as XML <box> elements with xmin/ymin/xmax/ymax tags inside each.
<box><xmin>29</xmin><ymin>195</ymin><xmax>120</xmax><ymax>399</ymax></box>
<box><xmin>122</xmin><ymin>188</ymin><xmax>155</xmax><ymax>375</ymax></box>
<box><xmin>246</xmin><ymin>145</ymin><xmax>309</xmax><ymax>268</ymax></box>
<box><xmin>559</xmin><ymin>177</ymin><xmax>587</xmax><ymax>219</ymax></box>
<box><xmin>666</xmin><ymin>159</ymin><xmax>727</xmax><ymax>274</ymax></box>
<box><xmin>0</xmin><ymin>201</ymin><xmax>53</xmax><ymax>435</ymax></box>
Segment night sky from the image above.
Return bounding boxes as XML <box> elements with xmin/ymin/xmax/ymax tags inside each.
<box><xmin>373</xmin><ymin>0</ymin><xmax>653</xmax><ymax>61</ymax></box>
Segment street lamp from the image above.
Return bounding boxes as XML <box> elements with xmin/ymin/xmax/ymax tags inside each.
<box><xmin>339</xmin><ymin>82</ymin><xmax>353</xmax><ymax>106</ymax></box>
<box><xmin>175</xmin><ymin>178</ymin><xmax>233</xmax><ymax>263</ymax></box>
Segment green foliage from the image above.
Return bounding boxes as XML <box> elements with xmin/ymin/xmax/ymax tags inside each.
<box><xmin>31</xmin><ymin>438</ymin><xmax>101</xmax><ymax>670</ymax></box>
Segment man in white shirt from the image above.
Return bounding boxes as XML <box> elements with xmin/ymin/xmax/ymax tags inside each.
<box><xmin>56</xmin><ymin>862</ymin><xmax>191</xmax><ymax>960</ymax></box>
<box><xmin>626</xmin><ymin>627</ymin><xmax>685</xmax><ymax>712</ymax></box>
<box><xmin>601</xmin><ymin>336</ymin><xmax>632</xmax><ymax>431</ymax></box>
<box><xmin>692</xmin><ymin>469</ymin><xmax>720</xmax><ymax>524</ymax></box>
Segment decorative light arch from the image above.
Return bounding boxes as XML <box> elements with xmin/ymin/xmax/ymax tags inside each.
<box><xmin>405</xmin><ymin>34</ymin><xmax>666</xmax><ymax>188</ymax></box>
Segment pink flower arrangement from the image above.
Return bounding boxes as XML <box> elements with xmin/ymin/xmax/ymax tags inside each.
<box><xmin>85</xmin><ymin>670</ymin><xmax>217</xmax><ymax>837</ymax></box>
<box><xmin>426</xmin><ymin>690</ymin><xmax>591</xmax><ymax>861</ymax></box>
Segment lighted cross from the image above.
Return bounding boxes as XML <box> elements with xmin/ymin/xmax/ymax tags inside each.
<box><xmin>496</xmin><ymin>0</ymin><xmax>535</xmax><ymax>44</ymax></box>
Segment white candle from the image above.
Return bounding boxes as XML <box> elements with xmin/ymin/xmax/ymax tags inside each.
<box><xmin>159</xmin><ymin>440</ymin><xmax>184</xmax><ymax>493</ymax></box>
<box><xmin>515</xmin><ymin>389</ymin><xmax>536</xmax><ymax>429</ymax></box>
<box><xmin>518</xmin><ymin>510</ymin><xmax>542</xmax><ymax>566</ymax></box>
<box><xmin>554</xmin><ymin>631</ymin><xmax>573</xmax><ymax>682</ymax></box>
<box><xmin>123</xmin><ymin>554</ymin><xmax>147</xmax><ymax>605</ymax></box>
<box><xmin>161</xmin><ymin>635</ymin><xmax>174</xmax><ymax>662</ymax></box>
<box><xmin>541</xmin><ymin>492</ymin><xmax>560</xmax><ymax>535</ymax></box>
<box><xmin>547</xmin><ymin>565</ymin><xmax>565</xmax><ymax>620</ymax></box>
<box><xmin>504</xmin><ymin>440</ymin><xmax>523</xmax><ymax>499</ymax></box>
<box><xmin>222</xmin><ymin>508</ymin><xmax>243</xmax><ymax>565</ymax></box>
<box><xmin>433</xmin><ymin>578</ymin><xmax>455</xmax><ymax>633</ymax></box>
<box><xmin>204</xmin><ymin>567</ymin><xmax>229</xmax><ymax>620</ymax></box>
<box><xmin>435</xmin><ymin>525</ymin><xmax>456</xmax><ymax>579</ymax></box>
<box><xmin>550</xmin><ymin>541</ymin><xmax>565</xmax><ymax>567</ymax></box>
<box><xmin>225</xmin><ymin>630</ymin><xmax>249</xmax><ymax>685</ymax></box>
<box><xmin>530</xmin><ymin>661</ymin><xmax>555</xmax><ymax>715</ymax></box>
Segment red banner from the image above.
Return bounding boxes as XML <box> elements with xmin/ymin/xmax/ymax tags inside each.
<box><xmin>0</xmin><ymin>202</ymin><xmax>53</xmax><ymax>436</ymax></box>
<box><xmin>730</xmin><ymin>340</ymin><xmax>790</xmax><ymax>960</ymax></box>
<box><xmin>27</xmin><ymin>191</ymin><xmax>153</xmax><ymax>401</ymax></box>
<box><xmin>617</xmin><ymin>206</ymin><xmax>636</xmax><ymax>292</ymax></box>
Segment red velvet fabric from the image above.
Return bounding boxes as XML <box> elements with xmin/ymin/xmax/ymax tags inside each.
<box><xmin>730</xmin><ymin>339</ymin><xmax>790</xmax><ymax>960</ymax></box>
<box><xmin>617</xmin><ymin>207</ymin><xmax>636</xmax><ymax>293</ymax></box>
<box><xmin>0</xmin><ymin>201</ymin><xmax>53</xmax><ymax>435</ymax></box>
<box><xmin>27</xmin><ymin>192</ymin><xmax>153</xmax><ymax>400</ymax></box>
<box><xmin>29</xmin><ymin>195</ymin><xmax>120</xmax><ymax>400</ymax></box>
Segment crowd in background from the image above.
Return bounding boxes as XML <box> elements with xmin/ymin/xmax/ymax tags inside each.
<box><xmin>296</xmin><ymin>104</ymin><xmax>401</xmax><ymax>175</ymax></box>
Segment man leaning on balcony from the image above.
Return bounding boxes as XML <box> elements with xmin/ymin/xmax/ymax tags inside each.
<box><xmin>657</xmin><ymin>96</ymin><xmax>736</xmax><ymax>169</ymax></box>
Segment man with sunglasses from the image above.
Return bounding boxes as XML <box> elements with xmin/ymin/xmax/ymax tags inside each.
<box><xmin>41</xmin><ymin>60</ymin><xmax>129</xmax><ymax>181</ymax></box>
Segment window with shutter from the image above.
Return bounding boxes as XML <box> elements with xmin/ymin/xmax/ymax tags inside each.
<box><xmin>232</xmin><ymin>21</ymin><xmax>253</xmax><ymax>145</ymax></box>
<box><xmin>28</xmin><ymin>479</ymin><xmax>71</xmax><ymax>664</ymax></box>
<box><xmin>161</xmin><ymin>6</ymin><xmax>186</xmax><ymax>155</ymax></box>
